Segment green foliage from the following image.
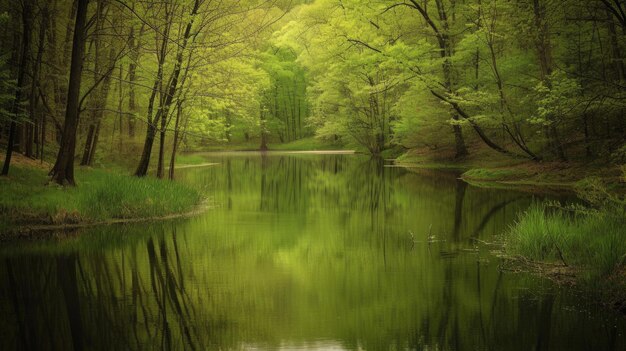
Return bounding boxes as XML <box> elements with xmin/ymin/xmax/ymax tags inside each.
<box><xmin>531</xmin><ymin>71</ymin><xmax>583</xmax><ymax>127</ymax></box>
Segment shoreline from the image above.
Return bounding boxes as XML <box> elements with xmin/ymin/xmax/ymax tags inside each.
<box><xmin>0</xmin><ymin>201</ymin><xmax>212</xmax><ymax>240</ymax></box>
<box><xmin>394</xmin><ymin>157</ymin><xmax>624</xmax><ymax>192</ymax></box>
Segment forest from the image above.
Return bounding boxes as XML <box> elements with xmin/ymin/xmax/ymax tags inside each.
<box><xmin>0</xmin><ymin>0</ymin><xmax>624</xmax><ymax>184</ymax></box>
<box><xmin>0</xmin><ymin>0</ymin><xmax>625</xmax><ymax>349</ymax></box>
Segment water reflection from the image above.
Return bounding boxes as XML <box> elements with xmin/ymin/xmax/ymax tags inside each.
<box><xmin>0</xmin><ymin>153</ymin><xmax>623</xmax><ymax>350</ymax></box>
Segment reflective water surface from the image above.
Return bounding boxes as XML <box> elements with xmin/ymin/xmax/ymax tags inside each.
<box><xmin>0</xmin><ymin>153</ymin><xmax>624</xmax><ymax>350</ymax></box>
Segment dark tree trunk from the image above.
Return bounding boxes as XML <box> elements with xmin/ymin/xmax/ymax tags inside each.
<box><xmin>80</xmin><ymin>0</ymin><xmax>115</xmax><ymax>167</ymax></box>
<box><xmin>155</xmin><ymin>0</ymin><xmax>201</xmax><ymax>178</ymax></box>
<box><xmin>127</xmin><ymin>24</ymin><xmax>144</xmax><ymax>138</ymax></box>
<box><xmin>25</xmin><ymin>3</ymin><xmax>47</xmax><ymax>160</ymax></box>
<box><xmin>2</xmin><ymin>0</ymin><xmax>33</xmax><ymax>176</ymax></box>
<box><xmin>80</xmin><ymin>124</ymin><xmax>95</xmax><ymax>166</ymax></box>
<box><xmin>87</xmin><ymin>121</ymin><xmax>101</xmax><ymax>165</ymax></box>
<box><xmin>50</xmin><ymin>0</ymin><xmax>89</xmax><ymax>186</ymax></box>
<box><xmin>40</xmin><ymin>114</ymin><xmax>46</xmax><ymax>161</ymax></box>
<box><xmin>134</xmin><ymin>7</ymin><xmax>173</xmax><ymax>177</ymax></box>
<box><xmin>532</xmin><ymin>0</ymin><xmax>566</xmax><ymax>161</ymax></box>
<box><xmin>135</xmin><ymin>123</ymin><xmax>158</xmax><ymax>177</ymax></box>
<box><xmin>157</xmin><ymin>110</ymin><xmax>167</xmax><ymax>178</ymax></box>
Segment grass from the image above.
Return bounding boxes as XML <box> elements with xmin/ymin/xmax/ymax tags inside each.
<box><xmin>507</xmin><ymin>203</ymin><xmax>626</xmax><ymax>281</ymax></box>
<box><xmin>0</xmin><ymin>164</ymin><xmax>204</xmax><ymax>230</ymax></box>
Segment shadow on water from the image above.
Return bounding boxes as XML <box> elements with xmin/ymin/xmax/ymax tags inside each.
<box><xmin>0</xmin><ymin>153</ymin><xmax>624</xmax><ymax>350</ymax></box>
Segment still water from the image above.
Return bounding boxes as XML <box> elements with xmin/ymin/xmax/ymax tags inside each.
<box><xmin>0</xmin><ymin>152</ymin><xmax>624</xmax><ymax>350</ymax></box>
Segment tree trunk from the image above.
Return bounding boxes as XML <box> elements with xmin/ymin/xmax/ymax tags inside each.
<box><xmin>50</xmin><ymin>0</ymin><xmax>89</xmax><ymax>186</ymax></box>
<box><xmin>532</xmin><ymin>0</ymin><xmax>566</xmax><ymax>161</ymax></box>
<box><xmin>436</xmin><ymin>1</ymin><xmax>467</xmax><ymax>158</ymax></box>
<box><xmin>87</xmin><ymin>120</ymin><xmax>101</xmax><ymax>165</ymax></box>
<box><xmin>80</xmin><ymin>124</ymin><xmax>95</xmax><ymax>166</ymax></box>
<box><xmin>155</xmin><ymin>0</ymin><xmax>201</xmax><ymax>178</ymax></box>
<box><xmin>134</xmin><ymin>5</ymin><xmax>173</xmax><ymax>177</ymax></box>
<box><xmin>157</xmin><ymin>110</ymin><xmax>167</xmax><ymax>179</ymax></box>
<box><xmin>2</xmin><ymin>0</ymin><xmax>33</xmax><ymax>176</ymax></box>
<box><xmin>127</xmin><ymin>24</ymin><xmax>145</xmax><ymax>138</ymax></box>
<box><xmin>260</xmin><ymin>109</ymin><xmax>268</xmax><ymax>151</ymax></box>
<box><xmin>135</xmin><ymin>123</ymin><xmax>158</xmax><ymax>177</ymax></box>
<box><xmin>25</xmin><ymin>3</ymin><xmax>47</xmax><ymax>160</ymax></box>
<box><xmin>168</xmin><ymin>102</ymin><xmax>183</xmax><ymax>180</ymax></box>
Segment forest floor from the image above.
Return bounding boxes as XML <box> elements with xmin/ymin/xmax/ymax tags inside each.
<box><xmin>0</xmin><ymin>153</ymin><xmax>205</xmax><ymax>237</ymax></box>
<box><xmin>396</xmin><ymin>144</ymin><xmax>625</xmax><ymax>191</ymax></box>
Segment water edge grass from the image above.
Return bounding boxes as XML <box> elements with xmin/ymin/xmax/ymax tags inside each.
<box><xmin>0</xmin><ymin>165</ymin><xmax>204</xmax><ymax>230</ymax></box>
<box><xmin>506</xmin><ymin>203</ymin><xmax>626</xmax><ymax>281</ymax></box>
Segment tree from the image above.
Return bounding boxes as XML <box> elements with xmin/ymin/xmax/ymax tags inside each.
<box><xmin>49</xmin><ymin>0</ymin><xmax>89</xmax><ymax>185</ymax></box>
<box><xmin>1</xmin><ymin>0</ymin><xmax>33</xmax><ymax>176</ymax></box>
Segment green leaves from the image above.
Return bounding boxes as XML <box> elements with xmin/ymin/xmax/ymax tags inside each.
<box><xmin>531</xmin><ymin>71</ymin><xmax>582</xmax><ymax>126</ymax></box>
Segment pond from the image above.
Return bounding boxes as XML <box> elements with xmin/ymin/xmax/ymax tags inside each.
<box><xmin>0</xmin><ymin>152</ymin><xmax>624</xmax><ymax>350</ymax></box>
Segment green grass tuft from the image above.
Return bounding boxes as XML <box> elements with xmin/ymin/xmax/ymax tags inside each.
<box><xmin>507</xmin><ymin>203</ymin><xmax>626</xmax><ymax>280</ymax></box>
<box><xmin>0</xmin><ymin>165</ymin><xmax>203</xmax><ymax>228</ymax></box>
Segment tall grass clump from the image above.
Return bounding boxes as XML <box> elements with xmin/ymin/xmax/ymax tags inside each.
<box><xmin>76</xmin><ymin>170</ymin><xmax>203</xmax><ymax>220</ymax></box>
<box><xmin>507</xmin><ymin>176</ymin><xmax>626</xmax><ymax>281</ymax></box>
<box><xmin>0</xmin><ymin>165</ymin><xmax>204</xmax><ymax>228</ymax></box>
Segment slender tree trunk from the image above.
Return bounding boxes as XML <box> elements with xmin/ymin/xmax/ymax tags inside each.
<box><xmin>80</xmin><ymin>124</ymin><xmax>95</xmax><ymax>165</ymax></box>
<box><xmin>155</xmin><ymin>0</ymin><xmax>201</xmax><ymax>178</ymax></box>
<box><xmin>532</xmin><ymin>0</ymin><xmax>566</xmax><ymax>161</ymax></box>
<box><xmin>127</xmin><ymin>24</ymin><xmax>145</xmax><ymax>138</ymax></box>
<box><xmin>87</xmin><ymin>120</ymin><xmax>101</xmax><ymax>165</ymax></box>
<box><xmin>134</xmin><ymin>5</ymin><xmax>174</xmax><ymax>177</ymax></box>
<box><xmin>437</xmin><ymin>0</ymin><xmax>467</xmax><ymax>158</ymax></box>
<box><xmin>40</xmin><ymin>114</ymin><xmax>46</xmax><ymax>162</ymax></box>
<box><xmin>135</xmin><ymin>123</ymin><xmax>158</xmax><ymax>177</ymax></box>
<box><xmin>25</xmin><ymin>6</ymin><xmax>46</xmax><ymax>160</ymax></box>
<box><xmin>2</xmin><ymin>0</ymin><xmax>33</xmax><ymax>176</ymax></box>
<box><xmin>157</xmin><ymin>110</ymin><xmax>167</xmax><ymax>178</ymax></box>
<box><xmin>168</xmin><ymin>101</ymin><xmax>183</xmax><ymax>180</ymax></box>
<box><xmin>50</xmin><ymin>0</ymin><xmax>89</xmax><ymax>186</ymax></box>
<box><xmin>260</xmin><ymin>108</ymin><xmax>268</xmax><ymax>151</ymax></box>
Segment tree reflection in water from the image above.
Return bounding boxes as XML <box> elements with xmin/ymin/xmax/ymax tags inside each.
<box><xmin>0</xmin><ymin>153</ymin><xmax>623</xmax><ymax>350</ymax></box>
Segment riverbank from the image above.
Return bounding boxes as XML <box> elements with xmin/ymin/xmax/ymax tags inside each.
<box><xmin>503</xmin><ymin>202</ymin><xmax>626</xmax><ymax>313</ymax></box>
<box><xmin>0</xmin><ymin>154</ymin><xmax>205</xmax><ymax>235</ymax></box>
<box><xmin>396</xmin><ymin>146</ymin><xmax>625</xmax><ymax>191</ymax></box>
<box><xmin>183</xmin><ymin>137</ymin><xmax>347</xmax><ymax>153</ymax></box>
<box><xmin>398</xmin><ymin>145</ymin><xmax>626</xmax><ymax>311</ymax></box>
